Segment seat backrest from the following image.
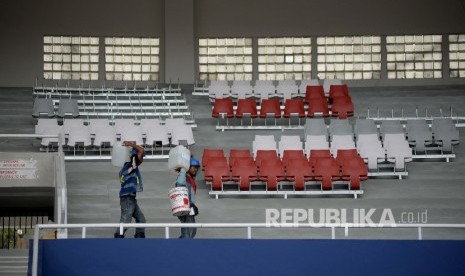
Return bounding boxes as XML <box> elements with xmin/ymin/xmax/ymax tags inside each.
<box><xmin>284</xmin><ymin>99</ymin><xmax>305</xmax><ymax>117</ymax></box>
<box><xmin>329</xmin><ymin>119</ymin><xmax>353</xmax><ymax>136</ymax></box>
<box><xmin>212</xmin><ymin>98</ymin><xmax>234</xmax><ymax>117</ymax></box>
<box><xmin>354</xmin><ymin>119</ymin><xmax>378</xmax><ymax>136</ymax></box>
<box><xmin>323</xmin><ymin>79</ymin><xmax>342</xmax><ymax>94</ymax></box>
<box><xmin>171</xmin><ymin>124</ymin><xmax>195</xmax><ymax>146</ymax></box>
<box><xmin>255</xmin><ymin>150</ymin><xmax>280</xmax><ymax>167</ymax></box>
<box><xmin>259</xmin><ymin>99</ymin><xmax>281</xmax><ymax>117</ymax></box>
<box><xmin>236</xmin><ymin>98</ymin><xmax>257</xmax><ymax>116</ymax></box>
<box><xmin>278</xmin><ymin>135</ymin><xmax>303</xmax><ymax>156</ymax></box>
<box><xmin>304</xmin><ymin>118</ymin><xmax>328</xmax><ymax>138</ymax></box>
<box><xmin>299</xmin><ymin>79</ymin><xmax>320</xmax><ymax>93</ymax></box>
<box><xmin>164</xmin><ymin>118</ymin><xmax>186</xmax><ymax>134</ymax></box>
<box><xmin>305</xmin><ymin>85</ymin><xmax>325</xmax><ymax>101</ymax></box>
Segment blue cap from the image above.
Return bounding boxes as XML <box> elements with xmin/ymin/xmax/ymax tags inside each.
<box><xmin>190</xmin><ymin>157</ymin><xmax>201</xmax><ymax>168</ymax></box>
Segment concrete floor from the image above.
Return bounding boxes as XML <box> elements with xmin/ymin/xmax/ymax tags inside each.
<box><xmin>1</xmin><ymin>86</ymin><xmax>465</xmax><ymax>240</ymax></box>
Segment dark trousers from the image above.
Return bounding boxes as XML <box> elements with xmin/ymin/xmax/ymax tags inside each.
<box><xmin>178</xmin><ymin>214</ymin><xmax>196</xmax><ymax>239</ymax></box>
<box><xmin>115</xmin><ymin>195</ymin><xmax>146</xmax><ymax>237</ymax></box>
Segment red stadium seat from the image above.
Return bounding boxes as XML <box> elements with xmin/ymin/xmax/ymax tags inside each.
<box><xmin>283</xmin><ymin>99</ymin><xmax>305</xmax><ymax>118</ymax></box>
<box><xmin>212</xmin><ymin>98</ymin><xmax>234</xmax><ymax>118</ymax></box>
<box><xmin>329</xmin><ymin>84</ymin><xmax>349</xmax><ymax>103</ymax></box>
<box><xmin>335</xmin><ymin>149</ymin><xmax>361</xmax><ymax>167</ymax></box>
<box><xmin>202</xmin><ymin>149</ymin><xmax>225</xmax><ymax>169</ymax></box>
<box><xmin>259</xmin><ymin>99</ymin><xmax>281</xmax><ymax>118</ymax></box>
<box><xmin>307</xmin><ymin>98</ymin><xmax>329</xmax><ymax>117</ymax></box>
<box><xmin>259</xmin><ymin>159</ymin><xmax>285</xmax><ymax>190</ymax></box>
<box><xmin>331</xmin><ymin>97</ymin><xmax>354</xmax><ymax>119</ymax></box>
<box><xmin>286</xmin><ymin>158</ymin><xmax>312</xmax><ymax>191</ymax></box>
<box><xmin>305</xmin><ymin>85</ymin><xmax>325</xmax><ymax>102</ymax></box>
<box><xmin>341</xmin><ymin>158</ymin><xmax>368</xmax><ymax>190</ymax></box>
<box><xmin>230</xmin><ymin>156</ymin><xmax>255</xmax><ymax>168</ymax></box>
<box><xmin>232</xmin><ymin>164</ymin><xmax>259</xmax><ymax>191</ymax></box>
<box><xmin>308</xmin><ymin>149</ymin><xmax>332</xmax><ymax>168</ymax></box>
<box><xmin>229</xmin><ymin>149</ymin><xmax>253</xmax><ymax>168</ymax></box>
<box><xmin>313</xmin><ymin>157</ymin><xmax>340</xmax><ymax>190</ymax></box>
<box><xmin>281</xmin><ymin>150</ymin><xmax>306</xmax><ymax>170</ymax></box>
<box><xmin>202</xmin><ymin>156</ymin><xmax>228</xmax><ymax>172</ymax></box>
<box><xmin>236</xmin><ymin>99</ymin><xmax>258</xmax><ymax>125</ymax></box>
<box><xmin>204</xmin><ymin>164</ymin><xmax>231</xmax><ymax>191</ymax></box>
<box><xmin>255</xmin><ymin>150</ymin><xmax>280</xmax><ymax>169</ymax></box>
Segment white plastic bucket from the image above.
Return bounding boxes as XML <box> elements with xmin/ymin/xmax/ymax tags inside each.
<box><xmin>168</xmin><ymin>145</ymin><xmax>191</xmax><ymax>171</ymax></box>
<box><xmin>168</xmin><ymin>186</ymin><xmax>190</xmax><ymax>216</ymax></box>
<box><xmin>111</xmin><ymin>142</ymin><xmax>131</xmax><ymax>167</ymax></box>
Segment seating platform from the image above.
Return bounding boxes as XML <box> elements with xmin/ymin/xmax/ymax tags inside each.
<box><xmin>209</xmin><ymin>189</ymin><xmax>364</xmax><ymax>199</ymax></box>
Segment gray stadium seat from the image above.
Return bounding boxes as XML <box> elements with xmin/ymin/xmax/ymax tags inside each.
<box><xmin>32</xmin><ymin>98</ymin><xmax>55</xmax><ymax>117</ymax></box>
<box><xmin>406</xmin><ymin>119</ymin><xmax>433</xmax><ymax>152</ymax></box>
<box><xmin>432</xmin><ymin>118</ymin><xmax>460</xmax><ymax>153</ymax></box>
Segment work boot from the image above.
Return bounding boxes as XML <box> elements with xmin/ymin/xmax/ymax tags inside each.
<box><xmin>114</xmin><ymin>233</ymin><xmax>124</xmax><ymax>238</ymax></box>
<box><xmin>134</xmin><ymin>232</ymin><xmax>145</xmax><ymax>238</ymax></box>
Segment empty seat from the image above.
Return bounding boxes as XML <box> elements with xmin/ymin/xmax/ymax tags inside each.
<box><xmin>35</xmin><ymin>118</ymin><xmax>65</xmax><ymax>146</ymax></box>
<box><xmin>253</xmin><ymin>81</ymin><xmax>276</xmax><ymax>99</ymax></box>
<box><xmin>283</xmin><ymin>99</ymin><xmax>305</xmax><ymax>120</ymax></box>
<box><xmin>307</xmin><ymin>98</ymin><xmax>330</xmax><ymax>117</ymax></box>
<box><xmin>335</xmin><ymin>149</ymin><xmax>363</xmax><ymax>166</ymax></box>
<box><xmin>314</xmin><ymin>157</ymin><xmax>340</xmax><ymax>190</ymax></box>
<box><xmin>329</xmin><ymin>119</ymin><xmax>353</xmax><ymax>137</ymax></box>
<box><xmin>259</xmin><ymin>99</ymin><xmax>281</xmax><ymax>122</ymax></box>
<box><xmin>209</xmin><ymin>85</ymin><xmax>231</xmax><ymax>99</ymax></box>
<box><xmin>202</xmin><ymin>149</ymin><xmax>226</xmax><ymax>167</ymax></box>
<box><xmin>235</xmin><ymin>99</ymin><xmax>258</xmax><ymax>125</ymax></box>
<box><xmin>202</xmin><ymin>156</ymin><xmax>228</xmax><ymax>173</ymax></box>
<box><xmin>229</xmin><ymin>149</ymin><xmax>252</xmax><ymax>168</ymax></box>
<box><xmin>331</xmin><ymin>135</ymin><xmax>356</xmax><ymax>157</ymax></box>
<box><xmin>406</xmin><ymin>119</ymin><xmax>433</xmax><ymax>152</ymax></box>
<box><xmin>357</xmin><ymin>134</ymin><xmax>385</xmax><ymax>170</ymax></box>
<box><xmin>171</xmin><ymin>125</ymin><xmax>195</xmax><ymax>146</ymax></box>
<box><xmin>255</xmin><ymin>150</ymin><xmax>280</xmax><ymax>168</ymax></box>
<box><xmin>308</xmin><ymin>149</ymin><xmax>332</xmax><ymax>168</ymax></box>
<box><xmin>212</xmin><ymin>98</ymin><xmax>234</xmax><ymax>119</ymax></box>
<box><xmin>354</xmin><ymin>119</ymin><xmax>378</xmax><ymax>139</ymax></box>
<box><xmin>144</xmin><ymin>124</ymin><xmax>170</xmax><ymax>147</ymax></box>
<box><xmin>139</xmin><ymin>119</ymin><xmax>161</xmax><ymax>134</ymax></box>
<box><xmin>259</xmin><ymin>159</ymin><xmax>285</xmax><ymax>190</ymax></box>
<box><xmin>380</xmin><ymin>121</ymin><xmax>404</xmax><ymax>141</ymax></box>
<box><xmin>341</xmin><ymin>158</ymin><xmax>368</xmax><ymax>190</ymax></box>
<box><xmin>231</xmin><ymin>163</ymin><xmax>258</xmax><ymax>191</ymax></box>
<box><xmin>231</xmin><ymin>81</ymin><xmax>253</xmax><ymax>99</ymax></box>
<box><xmin>304</xmin><ymin>135</ymin><xmax>330</xmax><ymax>156</ymax></box>
<box><xmin>331</xmin><ymin>97</ymin><xmax>354</xmax><ymax>119</ymax></box>
<box><xmin>276</xmin><ymin>82</ymin><xmax>299</xmax><ymax>100</ymax></box>
<box><xmin>56</xmin><ymin>99</ymin><xmax>80</xmax><ymax>117</ymax></box>
<box><xmin>285</xmin><ymin>158</ymin><xmax>312</xmax><ymax>191</ymax></box>
<box><xmin>205</xmin><ymin>164</ymin><xmax>231</xmax><ymax>191</ymax></box>
<box><xmin>304</xmin><ymin>118</ymin><xmax>329</xmax><ymax>140</ymax></box>
<box><xmin>164</xmin><ymin>118</ymin><xmax>186</xmax><ymax>136</ymax></box>
<box><xmin>328</xmin><ymin>84</ymin><xmax>350</xmax><ymax>102</ymax></box>
<box><xmin>278</xmin><ymin>135</ymin><xmax>303</xmax><ymax>156</ymax></box>
<box><xmin>432</xmin><ymin>118</ymin><xmax>460</xmax><ymax>153</ymax></box>
<box><xmin>384</xmin><ymin>133</ymin><xmax>412</xmax><ymax>171</ymax></box>
<box><xmin>281</xmin><ymin>149</ymin><xmax>307</xmax><ymax>170</ymax></box>
<box><xmin>63</xmin><ymin>119</ymin><xmax>91</xmax><ymax>148</ymax></box>
<box><xmin>305</xmin><ymin>85</ymin><xmax>325</xmax><ymax>102</ymax></box>
<box><xmin>88</xmin><ymin>119</ymin><xmax>116</xmax><ymax>147</ymax></box>
<box><xmin>32</xmin><ymin>98</ymin><xmax>55</xmax><ymax>117</ymax></box>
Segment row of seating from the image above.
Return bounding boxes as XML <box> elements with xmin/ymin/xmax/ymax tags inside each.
<box><xmin>202</xmin><ymin>148</ymin><xmax>367</xmax><ymax>191</ymax></box>
<box><xmin>34</xmin><ymin>118</ymin><xmax>195</xmax><ymax>150</ymax></box>
<box><xmin>207</xmin><ymin>79</ymin><xmax>342</xmax><ymax>99</ymax></box>
<box><xmin>252</xmin><ymin>133</ymin><xmax>411</xmax><ymax>172</ymax></box>
<box><xmin>212</xmin><ymin>96</ymin><xmax>354</xmax><ymax>123</ymax></box>
<box><xmin>33</xmin><ymin>80</ymin><xmax>193</xmax><ymax>122</ymax></box>
<box><xmin>305</xmin><ymin>118</ymin><xmax>460</xmax><ymax>153</ymax></box>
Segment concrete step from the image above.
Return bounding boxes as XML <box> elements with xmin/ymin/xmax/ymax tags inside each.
<box><xmin>0</xmin><ymin>250</ymin><xmax>28</xmax><ymax>276</ymax></box>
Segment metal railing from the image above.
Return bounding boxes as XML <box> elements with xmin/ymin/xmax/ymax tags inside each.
<box><xmin>31</xmin><ymin>222</ymin><xmax>465</xmax><ymax>276</ymax></box>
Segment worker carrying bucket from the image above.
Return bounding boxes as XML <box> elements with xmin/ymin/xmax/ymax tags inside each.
<box><xmin>168</xmin><ymin>145</ymin><xmax>200</xmax><ymax>238</ymax></box>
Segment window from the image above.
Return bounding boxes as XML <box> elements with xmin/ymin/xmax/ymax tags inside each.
<box><xmin>317</xmin><ymin>36</ymin><xmax>381</xmax><ymax>80</ymax></box>
<box><xmin>43</xmin><ymin>35</ymin><xmax>99</xmax><ymax>80</ymax></box>
<box><xmin>449</xmin><ymin>34</ymin><xmax>465</xmax><ymax>78</ymax></box>
<box><xmin>386</xmin><ymin>35</ymin><xmax>442</xmax><ymax>79</ymax></box>
<box><xmin>105</xmin><ymin>37</ymin><xmax>160</xmax><ymax>81</ymax></box>
<box><xmin>257</xmin><ymin>37</ymin><xmax>311</xmax><ymax>80</ymax></box>
<box><xmin>198</xmin><ymin>38</ymin><xmax>253</xmax><ymax>81</ymax></box>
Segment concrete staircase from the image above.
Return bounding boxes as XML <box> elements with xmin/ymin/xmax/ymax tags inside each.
<box><xmin>0</xmin><ymin>249</ymin><xmax>28</xmax><ymax>276</ymax></box>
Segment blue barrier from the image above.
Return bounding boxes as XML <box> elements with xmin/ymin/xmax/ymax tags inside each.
<box><xmin>30</xmin><ymin>239</ymin><xmax>465</xmax><ymax>276</ymax></box>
